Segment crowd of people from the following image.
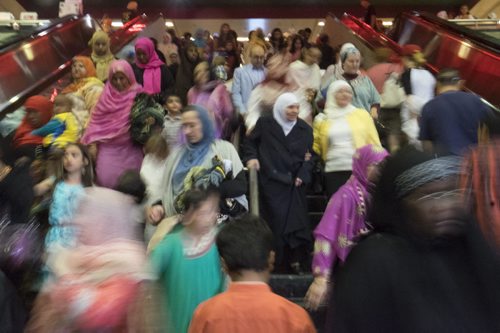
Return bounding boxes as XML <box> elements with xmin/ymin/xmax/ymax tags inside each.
<box><xmin>0</xmin><ymin>18</ymin><xmax>499</xmax><ymax>332</ymax></box>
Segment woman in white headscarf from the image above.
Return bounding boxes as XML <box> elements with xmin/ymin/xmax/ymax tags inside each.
<box><xmin>320</xmin><ymin>42</ymin><xmax>355</xmax><ymax>92</ymax></box>
<box><xmin>313</xmin><ymin>80</ymin><xmax>381</xmax><ymax>197</ymax></box>
<box><xmin>244</xmin><ymin>92</ymin><xmax>314</xmax><ymax>273</ymax></box>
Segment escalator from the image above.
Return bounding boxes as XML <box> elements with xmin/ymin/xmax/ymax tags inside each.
<box><xmin>0</xmin><ymin>14</ymin><xmax>156</xmax><ymax>119</ymax></box>
<box><xmin>323</xmin><ymin>12</ymin><xmax>500</xmax><ymax>109</ymax></box>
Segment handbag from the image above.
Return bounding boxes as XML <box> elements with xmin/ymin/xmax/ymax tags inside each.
<box><xmin>380</xmin><ymin>72</ymin><xmax>406</xmax><ymax>108</ymax></box>
<box><xmin>130</xmin><ymin>93</ymin><xmax>165</xmax><ymax>145</ymax></box>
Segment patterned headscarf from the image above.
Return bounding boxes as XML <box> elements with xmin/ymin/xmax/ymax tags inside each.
<box><xmin>395</xmin><ymin>155</ymin><xmax>462</xmax><ymax>199</ymax></box>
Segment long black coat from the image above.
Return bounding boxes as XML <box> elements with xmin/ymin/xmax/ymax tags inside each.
<box><xmin>244</xmin><ymin>116</ymin><xmax>313</xmax><ymax>262</ymax></box>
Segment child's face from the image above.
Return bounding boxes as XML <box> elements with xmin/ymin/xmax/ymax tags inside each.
<box><xmin>53</xmin><ymin>97</ymin><xmax>72</xmax><ymax>114</ymax></box>
<box><xmin>63</xmin><ymin>145</ymin><xmax>86</xmax><ymax>174</ymax></box>
<box><xmin>182</xmin><ymin>196</ymin><xmax>219</xmax><ymax>234</ymax></box>
<box><xmin>165</xmin><ymin>96</ymin><xmax>182</xmax><ymax>114</ymax></box>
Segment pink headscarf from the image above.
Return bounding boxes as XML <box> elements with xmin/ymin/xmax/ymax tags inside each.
<box><xmin>134</xmin><ymin>37</ymin><xmax>164</xmax><ymax>94</ymax></box>
<box><xmin>81</xmin><ymin>60</ymin><xmax>143</xmax><ymax>144</ymax></box>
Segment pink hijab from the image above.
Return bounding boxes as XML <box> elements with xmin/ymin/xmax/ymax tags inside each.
<box><xmin>134</xmin><ymin>37</ymin><xmax>164</xmax><ymax>94</ymax></box>
<box><xmin>81</xmin><ymin>60</ymin><xmax>143</xmax><ymax>144</ymax></box>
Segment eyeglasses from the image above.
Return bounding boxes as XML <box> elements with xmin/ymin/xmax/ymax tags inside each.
<box><xmin>415</xmin><ymin>189</ymin><xmax>463</xmax><ymax>202</ymax></box>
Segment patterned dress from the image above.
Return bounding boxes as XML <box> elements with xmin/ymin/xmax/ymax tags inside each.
<box><xmin>45</xmin><ymin>181</ymin><xmax>85</xmax><ymax>248</ymax></box>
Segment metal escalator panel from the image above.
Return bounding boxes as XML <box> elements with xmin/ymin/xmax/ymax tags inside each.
<box><xmin>0</xmin><ymin>15</ymin><xmax>151</xmax><ymax>119</ymax></box>
<box><xmin>387</xmin><ymin>12</ymin><xmax>500</xmax><ymax>108</ymax></box>
<box><xmin>0</xmin><ymin>16</ymin><xmax>78</xmax><ymax>53</ymax></box>
<box><xmin>0</xmin><ymin>15</ymin><xmax>98</xmax><ymax>118</ymax></box>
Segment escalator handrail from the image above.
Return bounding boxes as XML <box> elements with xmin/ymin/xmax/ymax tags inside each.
<box><xmin>407</xmin><ymin>12</ymin><xmax>500</xmax><ymax>54</ymax></box>
<box><xmin>0</xmin><ymin>15</ymin><xmax>82</xmax><ymax>54</ymax></box>
<box><xmin>337</xmin><ymin>13</ymin><xmax>403</xmax><ymax>53</ymax></box>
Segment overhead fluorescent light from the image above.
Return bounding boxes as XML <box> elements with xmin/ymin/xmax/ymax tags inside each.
<box><xmin>165</xmin><ymin>21</ymin><xmax>174</xmax><ymax>27</ymax></box>
<box><xmin>111</xmin><ymin>21</ymin><xmax>123</xmax><ymax>27</ymax></box>
<box><xmin>318</xmin><ymin>21</ymin><xmax>325</xmax><ymax>26</ymax></box>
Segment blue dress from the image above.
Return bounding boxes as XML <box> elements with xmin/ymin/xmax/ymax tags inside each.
<box><xmin>45</xmin><ymin>181</ymin><xmax>85</xmax><ymax>248</ymax></box>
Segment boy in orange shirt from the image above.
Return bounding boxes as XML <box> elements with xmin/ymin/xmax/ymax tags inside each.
<box><xmin>189</xmin><ymin>214</ymin><xmax>316</xmax><ymax>333</ymax></box>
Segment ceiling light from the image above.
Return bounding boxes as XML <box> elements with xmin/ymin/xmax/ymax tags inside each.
<box><xmin>165</xmin><ymin>21</ymin><xmax>174</xmax><ymax>27</ymax></box>
<box><xmin>318</xmin><ymin>21</ymin><xmax>325</xmax><ymax>26</ymax></box>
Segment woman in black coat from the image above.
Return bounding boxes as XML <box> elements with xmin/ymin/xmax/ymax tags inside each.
<box><xmin>244</xmin><ymin>92</ymin><xmax>313</xmax><ymax>273</ymax></box>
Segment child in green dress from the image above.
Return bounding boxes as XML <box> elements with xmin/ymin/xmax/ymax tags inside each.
<box><xmin>150</xmin><ymin>187</ymin><xmax>225</xmax><ymax>333</ymax></box>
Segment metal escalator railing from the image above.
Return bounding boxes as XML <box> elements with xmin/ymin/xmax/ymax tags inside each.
<box><xmin>248</xmin><ymin>167</ymin><xmax>259</xmax><ymax>217</ymax></box>
<box><xmin>0</xmin><ymin>15</ymin><xmax>150</xmax><ymax>120</ymax></box>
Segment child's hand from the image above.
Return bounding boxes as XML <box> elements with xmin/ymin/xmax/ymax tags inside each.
<box><xmin>147</xmin><ymin>205</ymin><xmax>165</xmax><ymax>225</ymax></box>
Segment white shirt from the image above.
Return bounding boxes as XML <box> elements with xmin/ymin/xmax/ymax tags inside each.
<box><xmin>325</xmin><ymin>119</ymin><xmax>355</xmax><ymax>172</ymax></box>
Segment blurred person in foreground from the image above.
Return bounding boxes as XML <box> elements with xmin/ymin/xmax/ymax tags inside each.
<box><xmin>150</xmin><ymin>187</ymin><xmax>226</xmax><ymax>333</ymax></box>
<box><xmin>189</xmin><ymin>214</ymin><xmax>316</xmax><ymax>333</ymax></box>
<box><xmin>327</xmin><ymin>146</ymin><xmax>500</xmax><ymax>332</ymax></box>
<box><xmin>461</xmin><ymin>112</ymin><xmax>500</xmax><ymax>252</ymax></box>
<box><xmin>26</xmin><ymin>171</ymin><xmax>157</xmax><ymax>332</ymax></box>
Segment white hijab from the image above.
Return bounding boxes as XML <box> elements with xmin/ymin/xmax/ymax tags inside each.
<box><xmin>273</xmin><ymin>92</ymin><xmax>299</xmax><ymax>136</ymax></box>
<box><xmin>324</xmin><ymin>80</ymin><xmax>357</xmax><ymax>120</ymax></box>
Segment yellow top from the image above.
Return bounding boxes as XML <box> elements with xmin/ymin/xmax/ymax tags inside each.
<box><xmin>313</xmin><ymin>108</ymin><xmax>381</xmax><ymax>161</ymax></box>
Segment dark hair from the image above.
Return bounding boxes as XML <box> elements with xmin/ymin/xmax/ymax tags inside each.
<box><xmin>270</xmin><ymin>28</ymin><xmax>286</xmax><ymax>51</ymax></box>
<box><xmin>290</xmin><ymin>35</ymin><xmax>304</xmax><ymax>54</ymax></box>
<box><xmin>304</xmin><ymin>27</ymin><xmax>312</xmax><ymax>34</ymax></box>
<box><xmin>63</xmin><ymin>143</ymin><xmax>93</xmax><ymax>187</ymax></box>
<box><xmin>167</xmin><ymin>28</ymin><xmax>177</xmax><ymax>37</ymax></box>
<box><xmin>437</xmin><ymin>68</ymin><xmax>461</xmax><ymax>85</ymax></box>
<box><xmin>183</xmin><ymin>186</ymin><xmax>220</xmax><ymax>212</ymax></box>
<box><xmin>115</xmin><ymin>170</ymin><xmax>146</xmax><ymax>203</ymax></box>
<box><xmin>216</xmin><ymin>214</ymin><xmax>274</xmax><ymax>273</ymax></box>
<box><xmin>319</xmin><ymin>33</ymin><xmax>330</xmax><ymax>44</ymax></box>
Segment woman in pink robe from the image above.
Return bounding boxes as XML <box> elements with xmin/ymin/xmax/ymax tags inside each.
<box><xmin>81</xmin><ymin>60</ymin><xmax>144</xmax><ymax>188</ymax></box>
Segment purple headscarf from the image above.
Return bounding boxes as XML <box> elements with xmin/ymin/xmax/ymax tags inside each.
<box><xmin>134</xmin><ymin>37</ymin><xmax>164</xmax><ymax>94</ymax></box>
<box><xmin>312</xmin><ymin>144</ymin><xmax>388</xmax><ymax>276</ymax></box>
<box><xmin>81</xmin><ymin>60</ymin><xmax>143</xmax><ymax>144</ymax></box>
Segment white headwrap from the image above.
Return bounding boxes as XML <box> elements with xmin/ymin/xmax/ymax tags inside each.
<box><xmin>273</xmin><ymin>92</ymin><xmax>299</xmax><ymax>136</ymax></box>
<box><xmin>324</xmin><ymin>80</ymin><xmax>357</xmax><ymax>119</ymax></box>
<box><xmin>337</xmin><ymin>43</ymin><xmax>356</xmax><ymax>65</ymax></box>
